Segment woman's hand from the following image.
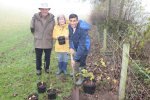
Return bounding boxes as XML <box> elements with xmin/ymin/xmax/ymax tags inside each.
<box><xmin>56</xmin><ymin>36</ymin><xmax>59</xmax><ymax>39</ymax></box>
<box><xmin>65</xmin><ymin>35</ymin><xmax>68</xmax><ymax>39</ymax></box>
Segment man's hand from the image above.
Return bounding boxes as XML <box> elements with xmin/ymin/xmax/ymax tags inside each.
<box><xmin>30</xmin><ymin>28</ymin><xmax>34</xmax><ymax>33</ymax></box>
<box><xmin>70</xmin><ymin>48</ymin><xmax>75</xmax><ymax>54</ymax></box>
<box><xmin>71</xmin><ymin>60</ymin><xmax>75</xmax><ymax>66</ymax></box>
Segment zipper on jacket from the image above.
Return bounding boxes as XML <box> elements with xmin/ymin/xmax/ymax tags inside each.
<box><xmin>42</xmin><ymin>18</ymin><xmax>54</xmax><ymax>48</ymax></box>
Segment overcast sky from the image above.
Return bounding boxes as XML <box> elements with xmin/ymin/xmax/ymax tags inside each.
<box><xmin>0</xmin><ymin>0</ymin><xmax>149</xmax><ymax>15</ymax></box>
<box><xmin>0</xmin><ymin>0</ymin><xmax>92</xmax><ymax>15</ymax></box>
<box><xmin>141</xmin><ymin>0</ymin><xmax>150</xmax><ymax>12</ymax></box>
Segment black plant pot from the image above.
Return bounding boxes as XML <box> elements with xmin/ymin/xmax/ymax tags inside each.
<box><xmin>46</xmin><ymin>89</ymin><xmax>57</xmax><ymax>99</ymax></box>
<box><xmin>37</xmin><ymin>82</ymin><xmax>47</xmax><ymax>93</ymax></box>
<box><xmin>28</xmin><ymin>93</ymin><xmax>39</xmax><ymax>100</ymax></box>
<box><xmin>83</xmin><ymin>79</ymin><xmax>96</xmax><ymax>94</ymax></box>
<box><xmin>58</xmin><ymin>36</ymin><xmax>65</xmax><ymax>45</ymax></box>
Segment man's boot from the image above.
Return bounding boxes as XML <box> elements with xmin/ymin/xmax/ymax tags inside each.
<box><xmin>70</xmin><ymin>62</ymin><xmax>80</xmax><ymax>77</ymax></box>
<box><xmin>36</xmin><ymin>70</ymin><xmax>41</xmax><ymax>75</ymax></box>
<box><xmin>63</xmin><ymin>62</ymin><xmax>68</xmax><ymax>75</ymax></box>
<box><xmin>76</xmin><ymin>66</ymin><xmax>85</xmax><ymax>86</ymax></box>
<box><xmin>57</xmin><ymin>62</ymin><xmax>63</xmax><ymax>75</ymax></box>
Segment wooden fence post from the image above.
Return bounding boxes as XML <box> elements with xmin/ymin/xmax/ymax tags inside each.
<box><xmin>103</xmin><ymin>29</ymin><xmax>107</xmax><ymax>51</ymax></box>
<box><xmin>119</xmin><ymin>44</ymin><xmax>130</xmax><ymax>100</ymax></box>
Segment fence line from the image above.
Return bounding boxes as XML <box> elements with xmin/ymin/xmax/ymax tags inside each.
<box><xmin>94</xmin><ymin>25</ymin><xmax>150</xmax><ymax>99</ymax></box>
<box><xmin>106</xmin><ymin>32</ymin><xmax>150</xmax><ymax>80</ymax></box>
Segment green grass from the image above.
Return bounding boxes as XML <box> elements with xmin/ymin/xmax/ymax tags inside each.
<box><xmin>0</xmin><ymin>36</ymin><xmax>81</xmax><ymax>100</ymax></box>
<box><xmin>0</xmin><ymin>6</ymin><xmax>32</xmax><ymax>54</ymax></box>
<box><xmin>0</xmin><ymin>5</ymin><xmax>93</xmax><ymax>99</ymax></box>
<box><xmin>0</xmin><ymin>7</ymin><xmax>82</xmax><ymax>100</ymax></box>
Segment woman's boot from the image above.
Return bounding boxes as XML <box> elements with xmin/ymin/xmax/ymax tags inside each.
<box><xmin>63</xmin><ymin>62</ymin><xmax>68</xmax><ymax>75</ymax></box>
<box><xmin>57</xmin><ymin>62</ymin><xmax>63</xmax><ymax>75</ymax></box>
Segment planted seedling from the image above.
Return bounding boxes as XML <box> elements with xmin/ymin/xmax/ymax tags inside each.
<box><xmin>49</xmin><ymin>65</ymin><xmax>53</xmax><ymax>91</ymax></box>
<box><xmin>37</xmin><ymin>62</ymin><xmax>47</xmax><ymax>93</ymax></box>
<box><xmin>42</xmin><ymin>62</ymin><xmax>46</xmax><ymax>86</ymax></box>
<box><xmin>28</xmin><ymin>95</ymin><xmax>36</xmax><ymax>100</ymax></box>
<box><xmin>76</xmin><ymin>69</ymin><xmax>96</xmax><ymax>94</ymax></box>
<box><xmin>28</xmin><ymin>74</ymin><xmax>38</xmax><ymax>100</ymax></box>
<box><xmin>76</xmin><ymin>69</ymin><xmax>95</xmax><ymax>85</ymax></box>
<box><xmin>28</xmin><ymin>74</ymin><xmax>33</xmax><ymax>96</ymax></box>
<box><xmin>46</xmin><ymin>65</ymin><xmax>57</xmax><ymax>99</ymax></box>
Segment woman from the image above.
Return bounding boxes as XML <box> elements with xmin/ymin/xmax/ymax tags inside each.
<box><xmin>53</xmin><ymin>14</ymin><xmax>70</xmax><ymax>75</ymax></box>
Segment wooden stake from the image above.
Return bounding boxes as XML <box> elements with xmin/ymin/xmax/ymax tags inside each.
<box><xmin>103</xmin><ymin>29</ymin><xmax>107</xmax><ymax>51</ymax></box>
<box><xmin>94</xmin><ymin>24</ymin><xmax>100</xmax><ymax>42</ymax></box>
<box><xmin>42</xmin><ymin>61</ymin><xmax>46</xmax><ymax>86</ymax></box>
<box><xmin>49</xmin><ymin>65</ymin><xmax>52</xmax><ymax>88</ymax></box>
<box><xmin>28</xmin><ymin>74</ymin><xmax>33</xmax><ymax>96</ymax></box>
<box><xmin>119</xmin><ymin>44</ymin><xmax>130</xmax><ymax>100</ymax></box>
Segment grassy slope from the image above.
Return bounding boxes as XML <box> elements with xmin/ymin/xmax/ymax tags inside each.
<box><xmin>0</xmin><ymin>38</ymin><xmax>75</xmax><ymax>100</ymax></box>
<box><xmin>0</xmin><ymin>6</ymin><xmax>81</xmax><ymax>100</ymax></box>
<box><xmin>0</xmin><ymin>6</ymin><xmax>32</xmax><ymax>54</ymax></box>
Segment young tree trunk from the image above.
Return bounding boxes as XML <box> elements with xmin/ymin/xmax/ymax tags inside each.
<box><xmin>116</xmin><ymin>0</ymin><xmax>125</xmax><ymax>33</ymax></box>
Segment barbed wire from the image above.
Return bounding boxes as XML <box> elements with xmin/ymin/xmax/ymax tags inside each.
<box><xmin>106</xmin><ymin>33</ymin><xmax>150</xmax><ymax>80</ymax></box>
<box><xmin>94</xmin><ymin>23</ymin><xmax>150</xmax><ymax>99</ymax></box>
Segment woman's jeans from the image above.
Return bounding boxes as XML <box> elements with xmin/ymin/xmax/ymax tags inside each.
<box><xmin>58</xmin><ymin>52</ymin><xmax>68</xmax><ymax>62</ymax></box>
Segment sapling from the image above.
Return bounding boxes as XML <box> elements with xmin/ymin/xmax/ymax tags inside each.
<box><xmin>28</xmin><ymin>74</ymin><xmax>36</xmax><ymax>100</ymax></box>
<box><xmin>40</xmin><ymin>61</ymin><xmax>46</xmax><ymax>86</ymax></box>
<box><xmin>48</xmin><ymin>65</ymin><xmax>53</xmax><ymax>92</ymax></box>
<box><xmin>76</xmin><ymin>69</ymin><xmax>94</xmax><ymax>85</ymax></box>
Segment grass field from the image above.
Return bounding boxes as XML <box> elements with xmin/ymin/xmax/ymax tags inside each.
<box><xmin>0</xmin><ymin>6</ymin><xmax>82</xmax><ymax>100</ymax></box>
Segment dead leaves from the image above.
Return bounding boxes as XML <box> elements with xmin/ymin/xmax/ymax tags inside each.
<box><xmin>7</xmin><ymin>77</ymin><xmax>11</xmax><ymax>79</ymax></box>
<box><xmin>61</xmin><ymin>85</ymin><xmax>66</xmax><ymax>88</ymax></box>
<box><xmin>58</xmin><ymin>93</ymin><xmax>61</xmax><ymax>97</ymax></box>
<box><xmin>41</xmin><ymin>95</ymin><xmax>46</xmax><ymax>98</ymax></box>
<box><xmin>13</xmin><ymin>93</ymin><xmax>18</xmax><ymax>97</ymax></box>
<box><xmin>5</xmin><ymin>84</ymin><xmax>12</xmax><ymax>88</ymax></box>
<box><xmin>113</xmin><ymin>79</ymin><xmax>117</xmax><ymax>83</ymax></box>
<box><xmin>96</xmin><ymin>76</ymin><xmax>102</xmax><ymax>82</ymax></box>
<box><xmin>28</xmin><ymin>95</ymin><xmax>36</xmax><ymax>100</ymax></box>
<box><xmin>107</xmin><ymin>77</ymin><xmax>110</xmax><ymax>80</ymax></box>
<box><xmin>56</xmin><ymin>89</ymin><xmax>61</xmax><ymax>93</ymax></box>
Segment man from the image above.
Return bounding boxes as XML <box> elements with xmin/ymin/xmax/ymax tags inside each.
<box><xmin>30</xmin><ymin>3</ymin><xmax>55</xmax><ymax>75</ymax></box>
<box><xmin>69</xmin><ymin>14</ymin><xmax>90</xmax><ymax>85</ymax></box>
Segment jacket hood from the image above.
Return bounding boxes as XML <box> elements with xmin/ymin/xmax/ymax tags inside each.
<box><xmin>79</xmin><ymin>20</ymin><xmax>90</xmax><ymax>30</ymax></box>
<box><xmin>69</xmin><ymin>20</ymin><xmax>90</xmax><ymax>30</ymax></box>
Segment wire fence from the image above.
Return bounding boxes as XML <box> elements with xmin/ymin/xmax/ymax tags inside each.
<box><xmin>94</xmin><ymin>25</ymin><xmax>150</xmax><ymax>99</ymax></box>
<box><xmin>91</xmin><ymin>0</ymin><xmax>150</xmax><ymax>99</ymax></box>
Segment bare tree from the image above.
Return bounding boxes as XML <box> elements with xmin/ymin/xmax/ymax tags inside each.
<box><xmin>116</xmin><ymin>0</ymin><xmax>125</xmax><ymax>33</ymax></box>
